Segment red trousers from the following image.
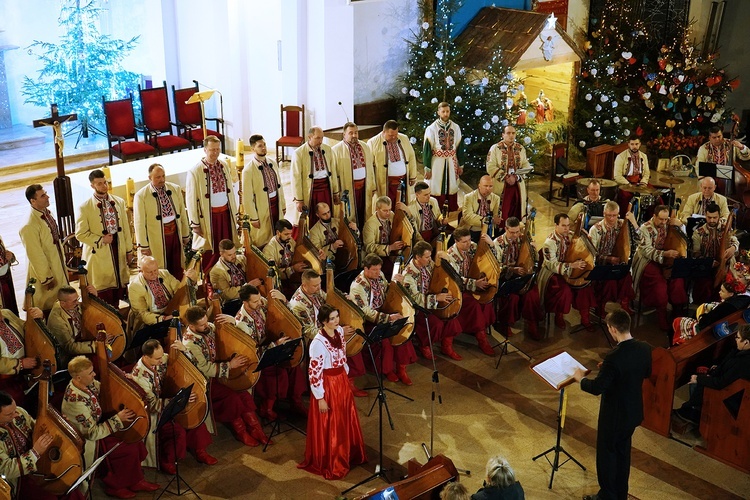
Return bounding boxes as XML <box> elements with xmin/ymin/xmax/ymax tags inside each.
<box><xmin>594</xmin><ymin>274</ymin><xmax>635</xmax><ymax>308</ymax></box>
<box><xmin>210</xmin><ymin>380</ymin><xmax>257</xmax><ymax>423</ymax></box>
<box><xmin>18</xmin><ymin>475</ymin><xmax>86</xmax><ymax>500</ymax></box>
<box><xmin>458</xmin><ymin>293</ymin><xmax>496</xmax><ymax>333</ymax></box>
<box><xmin>255</xmin><ymin>364</ymin><xmax>307</xmax><ymax>402</ymax></box>
<box><xmin>99</xmin><ymin>436</ymin><xmax>147</xmax><ymax>491</ymax></box>
<box><xmin>309</xmin><ymin>178</ymin><xmax>333</xmax><ymax>227</ymax></box>
<box><xmin>0</xmin><ymin>272</ymin><xmax>18</xmax><ymax>315</ymax></box>
<box><xmin>640</xmin><ymin>263</ymin><xmax>688</xmax><ymax>310</ymax></box>
<box><xmin>414</xmin><ymin>310</ymin><xmax>457</xmax><ymax>347</ymax></box>
<box><xmin>163</xmin><ymin>222</ymin><xmax>184</xmax><ymax>280</ymax></box>
<box><xmin>495</xmin><ymin>285</ymin><xmax>543</xmax><ymax>325</ymax></box>
<box><xmin>202</xmin><ymin>205</ymin><xmax>233</xmax><ymax>273</ymax></box>
<box><xmin>545</xmin><ymin>275</ymin><xmax>596</xmax><ymax>322</ymax></box>
<box><xmin>347</xmin><ymin>352</ymin><xmax>366</xmax><ymax>378</ymax></box>
<box><xmin>387</xmin><ymin>175</ymin><xmax>406</xmax><ymax>207</ymax></box>
<box><xmin>159</xmin><ymin>421</ymin><xmax>212</xmax><ymax>467</ymax></box>
<box><xmin>500</xmin><ymin>182</ymin><xmax>521</xmax><ymax>229</ymax></box>
<box><xmin>434</xmin><ymin>193</ymin><xmax>458</xmax><ymax>213</ymax></box>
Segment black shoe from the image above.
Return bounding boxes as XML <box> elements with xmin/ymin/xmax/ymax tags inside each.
<box><xmin>673</xmin><ymin>407</ymin><xmax>699</xmax><ymax>425</ymax></box>
<box><xmin>582</xmin><ymin>494</ymin><xmax>600</xmax><ymax>500</ymax></box>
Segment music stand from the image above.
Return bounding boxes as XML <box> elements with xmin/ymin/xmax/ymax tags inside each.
<box><xmin>570</xmin><ymin>264</ymin><xmax>631</xmax><ymax>346</ymax></box>
<box><xmin>364</xmin><ymin>318</ymin><xmax>413</xmax><ymax>410</ymax></box>
<box><xmin>185</xmin><ymin>90</ymin><xmax>215</xmax><ymax>147</ymax></box>
<box><xmin>530</xmin><ymin>351</ymin><xmax>588</xmax><ymax>489</ymax></box>
<box><xmin>156</xmin><ymin>385</ymin><xmax>200</xmax><ymax>499</ymax></box>
<box><xmin>128</xmin><ymin>319</ymin><xmax>171</xmax><ymax>351</ymax></box>
<box><xmin>67</xmin><ymin>442</ymin><xmax>120</xmax><ymax>500</ymax></box>
<box><xmin>254</xmin><ymin>338</ymin><xmax>306</xmax><ymax>452</ymax></box>
<box><xmin>342</xmin><ymin>319</ymin><xmax>409</xmax><ymax>496</ymax></box>
<box><xmin>493</xmin><ymin>276</ymin><xmax>535</xmax><ymax>367</ymax></box>
<box><xmin>668</xmin><ymin>257</ymin><xmax>714</xmax><ymax>280</ymax></box>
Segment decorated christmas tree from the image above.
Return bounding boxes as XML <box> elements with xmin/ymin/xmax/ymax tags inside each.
<box><xmin>21</xmin><ymin>0</ymin><xmax>141</xmax><ymax>137</ymax></box>
<box><xmin>573</xmin><ymin>0</ymin><xmax>648</xmax><ymax>153</ymax></box>
<box><xmin>642</xmin><ymin>26</ymin><xmax>738</xmax><ymax>157</ymax></box>
<box><xmin>398</xmin><ymin>0</ymin><xmax>534</xmax><ymax>170</ymax></box>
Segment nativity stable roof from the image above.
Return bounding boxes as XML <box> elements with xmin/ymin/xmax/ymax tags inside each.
<box><xmin>455</xmin><ymin>7</ymin><xmax>584</xmax><ymax>70</ymax></box>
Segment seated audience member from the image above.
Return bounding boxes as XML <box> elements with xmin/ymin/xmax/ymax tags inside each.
<box><xmin>674</xmin><ymin>323</ymin><xmax>750</xmax><ymax>425</ymax></box>
<box><xmin>471</xmin><ymin>455</ymin><xmax>525</xmax><ymax>500</ymax></box>
<box><xmin>672</xmin><ymin>280</ymin><xmax>750</xmax><ymax>345</ymax></box>
<box><xmin>440</xmin><ymin>481</ymin><xmax>471</xmax><ymax>500</ymax></box>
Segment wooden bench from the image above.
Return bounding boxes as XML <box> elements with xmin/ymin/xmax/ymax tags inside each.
<box><xmin>357</xmin><ymin>454</ymin><xmax>458</xmax><ymax>500</ymax></box>
<box><xmin>697</xmin><ymin>377</ymin><xmax>750</xmax><ymax>473</ymax></box>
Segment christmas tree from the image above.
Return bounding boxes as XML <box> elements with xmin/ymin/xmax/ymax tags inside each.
<box><xmin>21</xmin><ymin>0</ymin><xmax>141</xmax><ymax>137</ymax></box>
<box><xmin>572</xmin><ymin>0</ymin><xmax>648</xmax><ymax>153</ymax></box>
<box><xmin>398</xmin><ymin>0</ymin><xmax>534</xmax><ymax>170</ymax></box>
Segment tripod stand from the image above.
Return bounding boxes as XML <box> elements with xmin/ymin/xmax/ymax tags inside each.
<box><xmin>156</xmin><ymin>385</ymin><xmax>201</xmax><ymax>498</ymax></box>
<box><xmin>254</xmin><ymin>338</ymin><xmax>306</xmax><ymax>453</ymax></box>
<box><xmin>365</xmin><ymin>318</ymin><xmax>413</xmax><ymax>417</ymax></box>
<box><xmin>64</xmin><ymin>120</ymin><xmax>106</xmax><ymax>149</ymax></box>
<box><xmin>532</xmin><ymin>387</ymin><xmax>586</xmax><ymax>489</ymax></box>
<box><xmin>493</xmin><ymin>278</ymin><xmax>533</xmax><ymax>369</ymax></box>
<box><xmin>342</xmin><ymin>323</ymin><xmax>401</xmax><ymax>495</ymax></box>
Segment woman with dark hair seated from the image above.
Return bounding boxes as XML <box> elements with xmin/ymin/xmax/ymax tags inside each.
<box><xmin>472</xmin><ymin>455</ymin><xmax>525</xmax><ymax>500</ymax></box>
<box><xmin>672</xmin><ymin>280</ymin><xmax>750</xmax><ymax>345</ymax></box>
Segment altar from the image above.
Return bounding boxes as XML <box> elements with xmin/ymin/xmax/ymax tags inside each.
<box><xmin>67</xmin><ymin>149</ymin><xmax>238</xmax><ymax>217</ymax></box>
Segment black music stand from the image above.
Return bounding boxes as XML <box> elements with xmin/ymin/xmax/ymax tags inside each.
<box><xmin>493</xmin><ymin>276</ymin><xmax>535</xmax><ymax>367</ymax></box>
<box><xmin>364</xmin><ymin>318</ymin><xmax>413</xmax><ymax>410</ymax></box>
<box><xmin>570</xmin><ymin>264</ymin><xmax>631</xmax><ymax>346</ymax></box>
<box><xmin>669</xmin><ymin>257</ymin><xmax>714</xmax><ymax>280</ymax></box>
<box><xmin>342</xmin><ymin>319</ymin><xmax>409</xmax><ymax>496</ymax></box>
<box><xmin>156</xmin><ymin>385</ymin><xmax>199</xmax><ymax>499</ymax></box>
<box><xmin>254</xmin><ymin>338</ymin><xmax>306</xmax><ymax>453</ymax></box>
<box><xmin>128</xmin><ymin>319</ymin><xmax>172</xmax><ymax>351</ymax></box>
<box><xmin>67</xmin><ymin>442</ymin><xmax>120</xmax><ymax>500</ymax></box>
<box><xmin>532</xmin><ymin>387</ymin><xmax>586</xmax><ymax>489</ymax></box>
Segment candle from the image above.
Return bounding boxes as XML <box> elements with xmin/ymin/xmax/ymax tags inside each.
<box><xmin>102</xmin><ymin>166</ymin><xmax>112</xmax><ymax>192</ymax></box>
<box><xmin>236</xmin><ymin>138</ymin><xmax>245</xmax><ymax>168</ymax></box>
<box><xmin>126</xmin><ymin>177</ymin><xmax>135</xmax><ymax>208</ymax></box>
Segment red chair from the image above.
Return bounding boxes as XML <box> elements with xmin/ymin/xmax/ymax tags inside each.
<box><xmin>276</xmin><ymin>104</ymin><xmax>305</xmax><ymax>163</ymax></box>
<box><xmin>102</xmin><ymin>95</ymin><xmax>157</xmax><ymax>165</ymax></box>
<box><xmin>171</xmin><ymin>82</ymin><xmax>225</xmax><ymax>152</ymax></box>
<box><xmin>138</xmin><ymin>82</ymin><xmax>191</xmax><ymax>156</ymax></box>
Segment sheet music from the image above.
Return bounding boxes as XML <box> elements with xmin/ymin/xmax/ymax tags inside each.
<box><xmin>532</xmin><ymin>351</ymin><xmax>586</xmax><ymax>390</ymax></box>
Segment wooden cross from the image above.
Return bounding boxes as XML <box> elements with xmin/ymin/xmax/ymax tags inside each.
<box><xmin>33</xmin><ymin>103</ymin><xmax>77</xmax><ymax>178</ymax></box>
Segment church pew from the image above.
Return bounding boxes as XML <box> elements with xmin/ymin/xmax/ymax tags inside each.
<box><xmin>641</xmin><ymin>309</ymin><xmax>743</xmax><ymax>437</ymax></box>
<box><xmin>697</xmin><ymin>377</ymin><xmax>750</xmax><ymax>473</ymax></box>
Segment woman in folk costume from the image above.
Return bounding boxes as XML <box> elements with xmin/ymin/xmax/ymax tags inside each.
<box><xmin>486</xmin><ymin>125</ymin><xmax>530</xmax><ymax>228</ymax></box>
<box><xmin>672</xmin><ymin>280</ymin><xmax>750</xmax><ymax>345</ymax></box>
<box><xmin>75</xmin><ymin>169</ymin><xmax>133</xmax><ymax>308</ymax></box>
<box><xmin>298</xmin><ymin>304</ymin><xmax>366</xmax><ymax>480</ymax></box>
<box><xmin>423</xmin><ymin>102</ymin><xmax>463</xmax><ymax>211</ymax></box>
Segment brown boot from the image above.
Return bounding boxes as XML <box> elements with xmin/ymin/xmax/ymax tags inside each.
<box><xmin>441</xmin><ymin>337</ymin><xmax>462</xmax><ymax>360</ymax></box>
<box><xmin>230</xmin><ymin>418</ymin><xmax>259</xmax><ymax>447</ymax></box>
<box><xmin>475</xmin><ymin>331</ymin><xmax>496</xmax><ymax>357</ymax></box>
<box><xmin>242</xmin><ymin>412</ymin><xmax>273</xmax><ymax>445</ymax></box>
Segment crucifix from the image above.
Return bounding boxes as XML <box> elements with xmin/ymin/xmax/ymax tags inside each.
<box><xmin>32</xmin><ymin>104</ymin><xmax>80</xmax><ymax>267</ymax></box>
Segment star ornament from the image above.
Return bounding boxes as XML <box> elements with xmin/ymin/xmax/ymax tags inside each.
<box><xmin>545</xmin><ymin>13</ymin><xmax>557</xmax><ymax>30</ymax></box>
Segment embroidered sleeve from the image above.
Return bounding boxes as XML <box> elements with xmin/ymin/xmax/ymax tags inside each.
<box><xmin>183</xmin><ymin>340</ymin><xmax>219</xmax><ymax>378</ymax></box>
<box><xmin>308</xmin><ymin>338</ymin><xmax>326</xmax><ymax>400</ymax></box>
<box><xmin>349</xmin><ymin>282</ymin><xmax>387</xmax><ymax>324</ymax></box>
<box><xmin>637</xmin><ymin>224</ymin><xmax>664</xmax><ymax>264</ymax></box>
<box><xmin>291</xmin><ymin>299</ymin><xmax>319</xmax><ymax>342</ymax></box>
<box><xmin>130</xmin><ymin>368</ymin><xmax>162</xmax><ymax>414</ymax></box>
<box><xmin>543</xmin><ymin>238</ymin><xmax>571</xmax><ymax>276</ymax></box>
<box><xmin>62</xmin><ymin>396</ymin><xmax>122</xmax><ymax>442</ymax></box>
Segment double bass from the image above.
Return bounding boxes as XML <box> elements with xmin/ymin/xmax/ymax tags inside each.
<box><xmin>22</xmin><ymin>280</ymin><xmax>61</xmax><ymax>378</ymax></box>
<box><xmin>467</xmin><ymin>212</ymin><xmax>501</xmax><ymax>304</ymax></box>
<box><xmin>391</xmin><ymin>180</ymin><xmax>416</xmax><ymax>261</ymax></box>
<box><xmin>30</xmin><ymin>360</ymin><xmax>84</xmax><ymax>495</ymax></box>
<box><xmin>662</xmin><ymin>199</ymin><xmax>688</xmax><ymax>279</ymax></box>
<box><xmin>162</xmin><ymin>314</ymin><xmax>209</xmax><ymax>429</ymax></box>
<box><xmin>381</xmin><ymin>256</ymin><xmax>416</xmax><ymax>346</ymax></box>
<box><xmin>714</xmin><ymin>210</ymin><xmax>736</xmax><ymax>287</ymax></box>
<box><xmin>291</xmin><ymin>207</ymin><xmax>324</xmax><ymax>275</ymax></box>
<box><xmin>214</xmin><ymin>297</ymin><xmax>261</xmax><ymax>391</ymax></box>
<box><xmin>429</xmin><ymin>230</ymin><xmax>463</xmax><ymax>320</ymax></box>
<box><xmin>263</xmin><ymin>270</ymin><xmax>305</xmax><ymax>367</ymax></box>
<box><xmin>325</xmin><ymin>260</ymin><xmax>366</xmax><ymax>356</ymax></box>
<box><xmin>563</xmin><ymin>213</ymin><xmax>596</xmax><ymax>288</ymax></box>
<box><xmin>78</xmin><ymin>262</ymin><xmax>127</xmax><ymax>361</ymax></box>
<box><xmin>334</xmin><ymin>190</ymin><xmax>361</xmax><ymax>273</ymax></box>
<box><xmin>94</xmin><ymin>324</ymin><xmax>150</xmax><ymax>443</ymax></box>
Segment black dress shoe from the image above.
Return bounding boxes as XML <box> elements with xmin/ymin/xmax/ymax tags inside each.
<box><xmin>582</xmin><ymin>494</ymin><xmax>599</xmax><ymax>500</ymax></box>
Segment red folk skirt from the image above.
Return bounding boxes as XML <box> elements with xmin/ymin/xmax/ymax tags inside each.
<box><xmin>298</xmin><ymin>366</ymin><xmax>367</xmax><ymax>480</ymax></box>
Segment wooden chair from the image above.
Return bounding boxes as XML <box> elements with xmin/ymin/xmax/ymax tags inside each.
<box><xmin>138</xmin><ymin>82</ymin><xmax>191</xmax><ymax>156</ymax></box>
<box><xmin>276</xmin><ymin>104</ymin><xmax>305</xmax><ymax>164</ymax></box>
<box><xmin>547</xmin><ymin>143</ymin><xmax>578</xmax><ymax>206</ymax></box>
<box><xmin>171</xmin><ymin>82</ymin><xmax>225</xmax><ymax>152</ymax></box>
<box><xmin>102</xmin><ymin>95</ymin><xmax>157</xmax><ymax>165</ymax></box>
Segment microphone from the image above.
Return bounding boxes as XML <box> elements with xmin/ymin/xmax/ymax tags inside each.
<box><xmin>338</xmin><ymin>101</ymin><xmax>350</xmax><ymax>123</ymax></box>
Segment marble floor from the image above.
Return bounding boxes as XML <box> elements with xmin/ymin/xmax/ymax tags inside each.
<box><xmin>1</xmin><ymin>146</ymin><xmax>748</xmax><ymax>500</ymax></box>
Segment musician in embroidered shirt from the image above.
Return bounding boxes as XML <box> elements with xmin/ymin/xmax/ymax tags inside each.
<box><xmin>308</xmin><ymin>202</ymin><xmax>358</xmax><ymax>263</ymax></box>
<box><xmin>690</xmin><ymin>202</ymin><xmax>738</xmax><ymax>305</ymax></box>
<box><xmin>0</xmin><ymin>306</ymin><xmax>43</xmax><ymax>404</ymax></box>
<box><xmin>696</xmin><ymin>125</ymin><xmax>750</xmax><ymax>165</ymax></box>
<box><xmin>486</xmin><ymin>126</ymin><xmax>531</xmax><ymax>227</ymax></box>
<box><xmin>209</xmin><ymin>239</ymin><xmax>261</xmax><ymax>316</ymax></box>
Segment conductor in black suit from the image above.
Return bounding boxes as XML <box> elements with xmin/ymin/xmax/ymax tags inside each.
<box><xmin>572</xmin><ymin>310</ymin><xmax>652</xmax><ymax>500</ymax></box>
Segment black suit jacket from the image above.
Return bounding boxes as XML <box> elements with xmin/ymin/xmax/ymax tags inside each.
<box><xmin>697</xmin><ymin>294</ymin><xmax>750</xmax><ymax>330</ymax></box>
<box><xmin>581</xmin><ymin>338</ymin><xmax>652</xmax><ymax>432</ymax></box>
